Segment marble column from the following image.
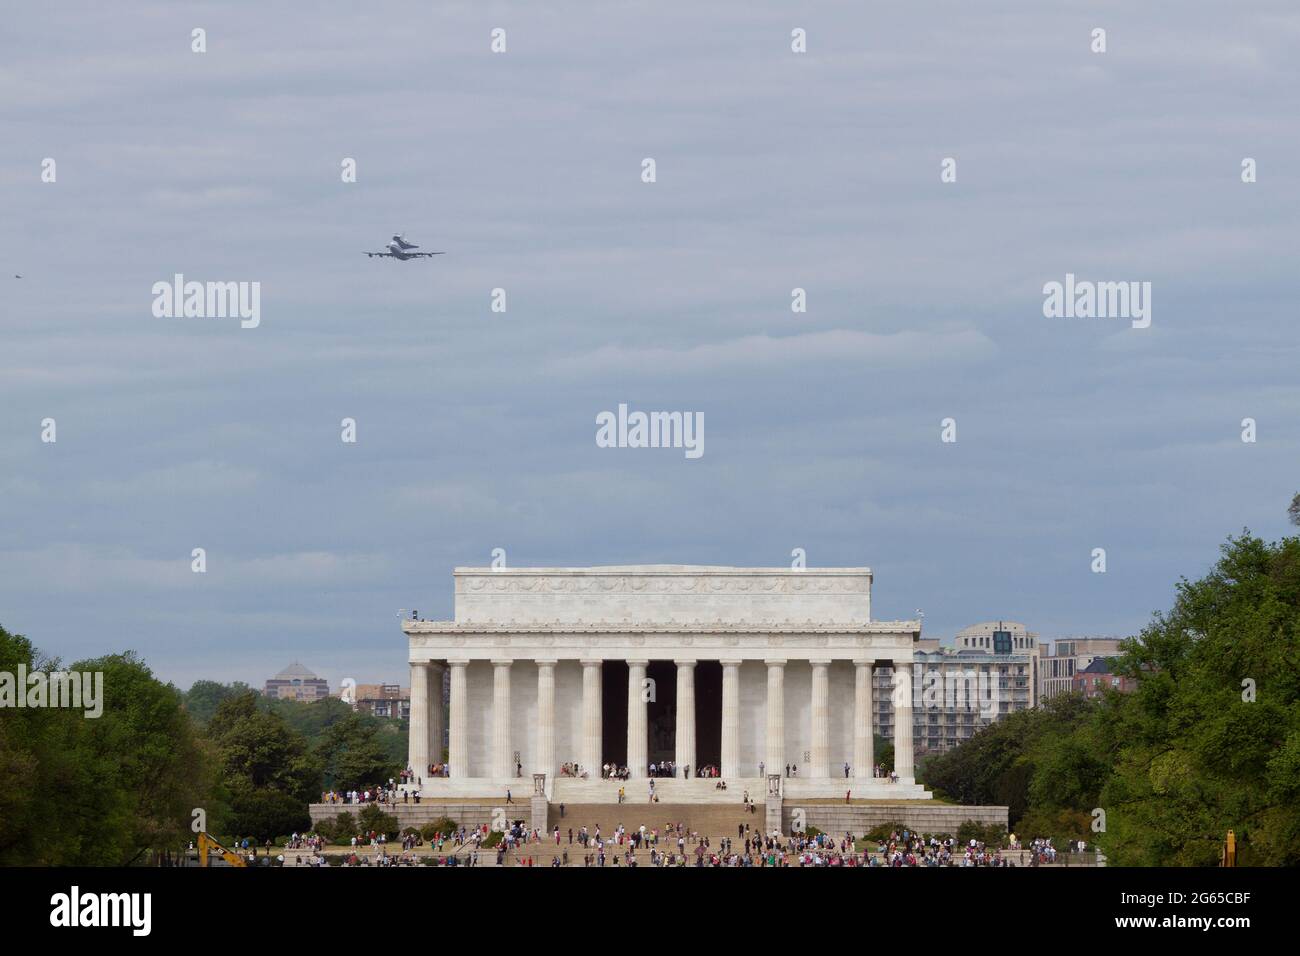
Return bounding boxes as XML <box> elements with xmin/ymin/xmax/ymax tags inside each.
<box><xmin>408</xmin><ymin>662</ymin><xmax>430</xmax><ymax>781</ymax></box>
<box><xmin>492</xmin><ymin>659</ymin><xmax>513</xmax><ymax>779</ymax></box>
<box><xmin>765</xmin><ymin>660</ymin><xmax>785</xmax><ymax>776</ymax></box>
<box><xmin>428</xmin><ymin>662</ymin><xmax>445</xmax><ymax>767</ymax></box>
<box><xmin>581</xmin><ymin>659</ymin><xmax>602</xmax><ymax>777</ymax></box>
<box><xmin>674</xmin><ymin>660</ymin><xmax>696</xmax><ymax>777</ymax></box>
<box><xmin>893</xmin><ymin>659</ymin><xmax>915</xmax><ymax>782</ymax></box>
<box><xmin>810</xmin><ymin>660</ymin><xmax>831</xmax><ymax>778</ymax></box>
<box><xmin>720</xmin><ymin>660</ymin><xmax>741</xmax><ymax>779</ymax></box>
<box><xmin>535</xmin><ymin>660</ymin><xmax>556</xmax><ymax>777</ymax></box>
<box><xmin>853</xmin><ymin>659</ymin><xmax>874</xmax><ymax>779</ymax></box>
<box><xmin>448</xmin><ymin>661</ymin><xmax>469</xmax><ymax>778</ymax></box>
<box><xmin>627</xmin><ymin>660</ymin><xmax>649</xmax><ymax>778</ymax></box>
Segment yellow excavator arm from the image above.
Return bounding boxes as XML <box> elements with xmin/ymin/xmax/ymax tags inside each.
<box><xmin>198</xmin><ymin>832</ymin><xmax>249</xmax><ymax>867</ymax></box>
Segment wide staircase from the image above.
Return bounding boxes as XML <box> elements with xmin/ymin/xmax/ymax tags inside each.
<box><xmin>497</xmin><ymin>802</ymin><xmax>766</xmax><ymax>866</ymax></box>
<box><xmin>551</xmin><ymin>777</ymin><xmax>765</xmax><ymax>805</ymax></box>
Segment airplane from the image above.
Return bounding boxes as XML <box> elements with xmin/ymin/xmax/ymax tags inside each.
<box><xmin>364</xmin><ymin>234</ymin><xmax>444</xmax><ymax>260</ymax></box>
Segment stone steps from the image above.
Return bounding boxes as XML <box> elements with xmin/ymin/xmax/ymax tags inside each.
<box><xmin>552</xmin><ymin>778</ymin><xmax>767</xmax><ymax>805</ymax></box>
<box><xmin>543</xmin><ymin>803</ymin><xmax>765</xmax><ymax>842</ymax></box>
<box><xmin>308</xmin><ymin>802</ymin><xmax>517</xmax><ymax>832</ymax></box>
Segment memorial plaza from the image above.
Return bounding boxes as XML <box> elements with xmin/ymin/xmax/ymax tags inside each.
<box><xmin>304</xmin><ymin>564</ymin><xmax>1009</xmax><ymax>853</ymax></box>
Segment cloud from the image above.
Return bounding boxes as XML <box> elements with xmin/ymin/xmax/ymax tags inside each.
<box><xmin>550</xmin><ymin>327</ymin><xmax>998</xmax><ymax>376</ymax></box>
<box><xmin>2</xmin><ymin>1</ymin><xmax>1297</xmax><ymax>687</ymax></box>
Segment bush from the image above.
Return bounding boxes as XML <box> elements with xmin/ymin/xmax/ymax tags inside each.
<box><xmin>957</xmin><ymin>820</ymin><xmax>1007</xmax><ymax>847</ymax></box>
<box><xmin>803</xmin><ymin>825</ymin><xmax>823</xmax><ymax>838</ymax></box>
<box><xmin>315</xmin><ymin>811</ymin><xmax>356</xmax><ymax>844</ymax></box>
<box><xmin>227</xmin><ymin>789</ymin><xmax>312</xmax><ymax>841</ymax></box>
<box><xmin>357</xmin><ymin>803</ymin><xmax>399</xmax><ymax>837</ymax></box>
<box><xmin>864</xmin><ymin>822</ymin><xmax>906</xmax><ymax>843</ymax></box>
<box><xmin>481</xmin><ymin>831</ymin><xmax>503</xmax><ymax>849</ymax></box>
<box><xmin>1013</xmin><ymin>808</ymin><xmax>1092</xmax><ymax>847</ymax></box>
<box><xmin>420</xmin><ymin>816</ymin><xmax>458</xmax><ymax>842</ymax></box>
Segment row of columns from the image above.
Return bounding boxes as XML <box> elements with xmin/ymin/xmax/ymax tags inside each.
<box><xmin>408</xmin><ymin>658</ymin><xmax>914</xmax><ymax>782</ymax></box>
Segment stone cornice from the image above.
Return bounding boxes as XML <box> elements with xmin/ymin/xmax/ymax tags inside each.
<box><xmin>454</xmin><ymin>566</ymin><xmax>873</xmax><ymax>576</ymax></box>
<box><xmin>404</xmin><ymin>620</ymin><xmax>921</xmax><ymax>635</ymax></box>
<box><xmin>454</xmin><ymin>567</ymin><xmax>871</xmax><ymax>596</ymax></box>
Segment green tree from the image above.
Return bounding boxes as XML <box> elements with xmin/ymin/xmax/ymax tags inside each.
<box><xmin>0</xmin><ymin>626</ymin><xmax>216</xmax><ymax>865</ymax></box>
<box><xmin>1098</xmin><ymin>532</ymin><xmax>1300</xmax><ymax>866</ymax></box>
<box><xmin>262</xmin><ymin>696</ymin><xmax>409</xmax><ymax>772</ymax></box>
<box><xmin>182</xmin><ymin>679</ymin><xmax>253</xmax><ymax>725</ymax></box>
<box><xmin>316</xmin><ymin>712</ymin><xmax>400</xmax><ymax>792</ymax></box>
<box><xmin>357</xmin><ymin>803</ymin><xmax>399</xmax><ymax>837</ymax></box>
<box><xmin>205</xmin><ymin>692</ymin><xmax>321</xmax><ymax>839</ymax></box>
<box><xmin>874</xmin><ymin>734</ymin><xmax>894</xmax><ymax>773</ymax></box>
<box><xmin>924</xmin><ymin>531</ymin><xmax>1300</xmax><ymax>865</ymax></box>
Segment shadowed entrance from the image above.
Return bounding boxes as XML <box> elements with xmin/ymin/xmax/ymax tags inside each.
<box><xmin>694</xmin><ymin>660</ymin><xmax>722</xmax><ymax>771</ymax></box>
<box><xmin>646</xmin><ymin>660</ymin><xmax>676</xmax><ymax>766</ymax></box>
<box><xmin>600</xmin><ymin>660</ymin><xmax>628</xmax><ymax>770</ymax></box>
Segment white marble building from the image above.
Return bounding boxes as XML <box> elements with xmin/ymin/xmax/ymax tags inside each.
<box><xmin>404</xmin><ymin>565</ymin><xmax>931</xmax><ymax>802</ymax></box>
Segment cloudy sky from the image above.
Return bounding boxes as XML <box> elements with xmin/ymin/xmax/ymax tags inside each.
<box><xmin>3</xmin><ymin>2</ymin><xmax>1298</xmax><ymax>690</ymax></box>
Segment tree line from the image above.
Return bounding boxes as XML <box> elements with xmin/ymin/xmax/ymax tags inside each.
<box><xmin>4</xmin><ymin>528</ymin><xmax>1297</xmax><ymax>865</ymax></box>
<box><xmin>921</xmin><ymin>531</ymin><xmax>1300</xmax><ymax>866</ymax></box>
<box><xmin>0</xmin><ymin>631</ymin><xmax>406</xmax><ymax>865</ymax></box>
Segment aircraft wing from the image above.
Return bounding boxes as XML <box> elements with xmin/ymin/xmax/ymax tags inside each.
<box><xmin>364</xmin><ymin>252</ymin><xmax>396</xmax><ymax>257</ymax></box>
<box><xmin>408</xmin><ymin>252</ymin><xmax>445</xmax><ymax>257</ymax></box>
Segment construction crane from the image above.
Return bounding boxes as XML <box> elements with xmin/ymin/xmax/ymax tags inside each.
<box><xmin>1220</xmin><ymin>830</ymin><xmax>1237</xmax><ymax>867</ymax></box>
<box><xmin>197</xmin><ymin>832</ymin><xmax>248</xmax><ymax>867</ymax></box>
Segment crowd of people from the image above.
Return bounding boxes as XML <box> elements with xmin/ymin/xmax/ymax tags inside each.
<box><xmin>301</xmin><ymin>767</ymin><xmax>1069</xmax><ymax>869</ymax></box>
<box><xmin>398</xmin><ymin>766</ymin><xmax>449</xmax><ymax>785</ymax></box>
<box><xmin>1024</xmin><ymin>837</ymin><xmax>1059</xmax><ymax>864</ymax></box>
<box><xmin>482</xmin><ymin>822</ymin><xmax>1076</xmax><ymax>867</ymax></box>
<box><xmin>283</xmin><ymin>807</ymin><xmax>1075</xmax><ymax>868</ymax></box>
<box><xmin>319</xmin><ymin>781</ymin><xmax>407</xmax><ymax>806</ymax></box>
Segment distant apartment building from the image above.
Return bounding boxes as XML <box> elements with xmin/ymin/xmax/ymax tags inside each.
<box><xmin>264</xmin><ymin>662</ymin><xmax>330</xmax><ymax>701</ymax></box>
<box><xmin>1072</xmin><ymin>657</ymin><xmax>1137</xmax><ymax>698</ymax></box>
<box><xmin>873</xmin><ymin>622</ymin><xmax>1039</xmax><ymax>758</ymax></box>
<box><xmin>350</xmin><ymin>683</ymin><xmax>411</xmax><ymax>720</ymax></box>
<box><xmin>1039</xmin><ymin>637</ymin><xmax>1125</xmax><ymax>701</ymax></box>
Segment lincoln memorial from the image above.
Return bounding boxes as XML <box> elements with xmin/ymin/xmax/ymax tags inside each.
<box><xmin>403</xmin><ymin>565</ymin><xmax>931</xmax><ymax>802</ymax></box>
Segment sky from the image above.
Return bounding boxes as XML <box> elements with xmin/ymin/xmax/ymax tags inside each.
<box><xmin>2</xmin><ymin>2</ymin><xmax>1298</xmax><ymax>691</ymax></box>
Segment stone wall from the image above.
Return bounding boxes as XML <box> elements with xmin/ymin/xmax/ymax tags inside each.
<box><xmin>308</xmin><ymin>802</ymin><xmax>539</xmax><ymax>834</ymax></box>
<box><xmin>783</xmin><ymin>803</ymin><xmax>1008</xmax><ymax>836</ymax></box>
<box><xmin>307</xmin><ymin>800</ymin><xmax>1007</xmax><ymax>841</ymax></box>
